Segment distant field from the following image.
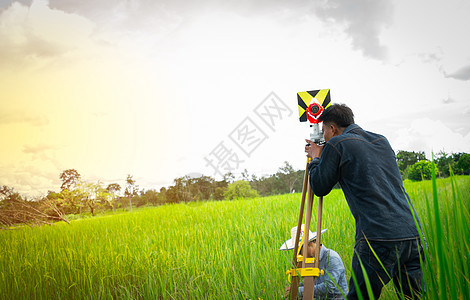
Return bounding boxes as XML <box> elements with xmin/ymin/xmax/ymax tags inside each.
<box><xmin>1</xmin><ymin>176</ymin><xmax>469</xmax><ymax>299</ymax></box>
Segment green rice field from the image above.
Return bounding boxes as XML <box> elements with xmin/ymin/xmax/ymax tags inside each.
<box><xmin>1</xmin><ymin>175</ymin><xmax>469</xmax><ymax>299</ymax></box>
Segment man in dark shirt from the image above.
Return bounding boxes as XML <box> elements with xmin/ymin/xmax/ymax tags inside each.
<box><xmin>304</xmin><ymin>104</ymin><xmax>425</xmax><ymax>299</ymax></box>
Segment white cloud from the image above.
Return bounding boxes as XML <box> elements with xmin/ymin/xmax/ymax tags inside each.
<box><xmin>46</xmin><ymin>0</ymin><xmax>396</xmax><ymax>61</ymax></box>
<box><xmin>0</xmin><ymin>0</ymin><xmax>95</xmax><ymax>68</ymax></box>
<box><xmin>382</xmin><ymin>0</ymin><xmax>470</xmax><ymax>77</ymax></box>
<box><xmin>392</xmin><ymin>118</ymin><xmax>470</xmax><ymax>159</ymax></box>
<box><xmin>0</xmin><ymin>160</ymin><xmax>59</xmax><ymax>197</ymax></box>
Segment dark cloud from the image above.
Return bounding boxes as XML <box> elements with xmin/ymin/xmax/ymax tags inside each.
<box><xmin>0</xmin><ymin>0</ymin><xmax>32</xmax><ymax>10</ymax></box>
<box><xmin>312</xmin><ymin>0</ymin><xmax>393</xmax><ymax>60</ymax></box>
<box><xmin>445</xmin><ymin>64</ymin><xmax>470</xmax><ymax>81</ymax></box>
<box><xmin>47</xmin><ymin>0</ymin><xmax>204</xmax><ymax>32</ymax></box>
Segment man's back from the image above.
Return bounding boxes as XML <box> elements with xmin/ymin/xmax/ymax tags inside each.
<box><xmin>309</xmin><ymin>124</ymin><xmax>420</xmax><ymax>241</ymax></box>
<box><xmin>306</xmin><ymin>104</ymin><xmax>425</xmax><ymax>299</ymax></box>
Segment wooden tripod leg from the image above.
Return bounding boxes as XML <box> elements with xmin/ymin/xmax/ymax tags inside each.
<box><xmin>314</xmin><ymin>196</ymin><xmax>323</xmax><ymax>271</ymax></box>
<box><xmin>302</xmin><ymin>182</ymin><xmax>315</xmax><ymax>300</ymax></box>
<box><xmin>288</xmin><ymin>159</ymin><xmax>324</xmax><ymax>300</ymax></box>
<box><xmin>303</xmin><ymin>196</ymin><xmax>324</xmax><ymax>299</ymax></box>
<box><xmin>288</xmin><ymin>162</ymin><xmax>310</xmax><ymax>300</ymax></box>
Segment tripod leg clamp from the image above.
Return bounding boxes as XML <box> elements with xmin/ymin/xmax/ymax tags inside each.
<box><xmin>286</xmin><ymin>267</ymin><xmax>324</xmax><ymax>282</ymax></box>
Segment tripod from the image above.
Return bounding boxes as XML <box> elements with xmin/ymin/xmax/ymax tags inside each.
<box><xmin>285</xmin><ymin>158</ymin><xmax>324</xmax><ymax>300</ymax></box>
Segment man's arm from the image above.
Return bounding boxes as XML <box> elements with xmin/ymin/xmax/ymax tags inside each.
<box><xmin>307</xmin><ymin>142</ymin><xmax>341</xmax><ymax>196</ymax></box>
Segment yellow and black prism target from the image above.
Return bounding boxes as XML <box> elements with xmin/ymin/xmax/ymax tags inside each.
<box><xmin>297</xmin><ymin>89</ymin><xmax>331</xmax><ymax>122</ymax></box>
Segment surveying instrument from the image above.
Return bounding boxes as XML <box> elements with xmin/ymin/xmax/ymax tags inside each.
<box><xmin>284</xmin><ymin>89</ymin><xmax>331</xmax><ymax>300</ymax></box>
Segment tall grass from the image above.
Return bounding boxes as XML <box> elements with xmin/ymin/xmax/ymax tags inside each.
<box><xmin>412</xmin><ymin>172</ymin><xmax>470</xmax><ymax>299</ymax></box>
<box><xmin>0</xmin><ymin>176</ymin><xmax>468</xmax><ymax>299</ymax></box>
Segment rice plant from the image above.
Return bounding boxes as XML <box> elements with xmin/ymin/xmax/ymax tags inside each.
<box><xmin>0</xmin><ymin>176</ymin><xmax>468</xmax><ymax>299</ymax></box>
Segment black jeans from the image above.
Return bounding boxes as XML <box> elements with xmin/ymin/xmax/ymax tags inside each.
<box><xmin>347</xmin><ymin>239</ymin><xmax>425</xmax><ymax>300</ymax></box>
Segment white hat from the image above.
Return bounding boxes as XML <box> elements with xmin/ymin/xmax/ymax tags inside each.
<box><xmin>279</xmin><ymin>224</ymin><xmax>327</xmax><ymax>251</ymax></box>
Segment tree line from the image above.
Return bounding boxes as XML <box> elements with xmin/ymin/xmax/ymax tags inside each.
<box><xmin>1</xmin><ymin>151</ymin><xmax>469</xmax><ymax>228</ymax></box>
<box><xmin>397</xmin><ymin>150</ymin><xmax>469</xmax><ymax>181</ymax></box>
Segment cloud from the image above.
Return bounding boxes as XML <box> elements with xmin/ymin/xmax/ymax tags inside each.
<box><xmin>22</xmin><ymin>143</ymin><xmax>55</xmax><ymax>154</ymax></box>
<box><xmin>0</xmin><ymin>2</ymin><xmax>64</xmax><ymax>66</ymax></box>
<box><xmin>0</xmin><ymin>162</ymin><xmax>59</xmax><ymax>197</ymax></box>
<box><xmin>0</xmin><ymin>0</ymin><xmax>32</xmax><ymax>10</ymax></box>
<box><xmin>415</xmin><ymin>51</ymin><xmax>443</xmax><ymax>66</ymax></box>
<box><xmin>47</xmin><ymin>0</ymin><xmax>192</xmax><ymax>35</ymax></box>
<box><xmin>312</xmin><ymin>0</ymin><xmax>393</xmax><ymax>60</ymax></box>
<box><xmin>0</xmin><ymin>0</ymin><xmax>95</xmax><ymax>68</ymax></box>
<box><xmin>444</xmin><ymin>64</ymin><xmax>470</xmax><ymax>81</ymax></box>
<box><xmin>442</xmin><ymin>96</ymin><xmax>456</xmax><ymax>104</ymax></box>
<box><xmin>392</xmin><ymin>118</ymin><xmax>470</xmax><ymax>158</ymax></box>
<box><xmin>46</xmin><ymin>0</ymin><xmax>393</xmax><ymax>60</ymax></box>
<box><xmin>0</xmin><ymin>33</ymin><xmax>64</xmax><ymax>67</ymax></box>
<box><xmin>21</xmin><ymin>143</ymin><xmax>65</xmax><ymax>173</ymax></box>
<box><xmin>364</xmin><ymin>100</ymin><xmax>470</xmax><ymax>153</ymax></box>
<box><xmin>0</xmin><ymin>111</ymin><xmax>49</xmax><ymax>126</ymax></box>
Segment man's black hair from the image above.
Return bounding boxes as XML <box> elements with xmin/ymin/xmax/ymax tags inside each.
<box><xmin>318</xmin><ymin>103</ymin><xmax>355</xmax><ymax>128</ymax></box>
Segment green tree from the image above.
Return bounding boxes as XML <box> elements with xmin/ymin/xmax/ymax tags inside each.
<box><xmin>212</xmin><ymin>178</ymin><xmax>230</xmax><ymax>199</ymax></box>
<box><xmin>452</xmin><ymin>152</ymin><xmax>465</xmax><ymax>163</ymax></box>
<box><xmin>124</xmin><ymin>175</ymin><xmax>138</xmax><ymax>211</ymax></box>
<box><xmin>277</xmin><ymin>161</ymin><xmax>298</xmax><ymax>193</ymax></box>
<box><xmin>223</xmin><ymin>172</ymin><xmax>235</xmax><ymax>184</ymax></box>
<box><xmin>457</xmin><ymin>153</ymin><xmax>470</xmax><ymax>175</ymax></box>
<box><xmin>166</xmin><ymin>186</ymin><xmax>179</xmax><ymax>203</ymax></box>
<box><xmin>138</xmin><ymin>189</ymin><xmax>159</xmax><ymax>206</ymax></box>
<box><xmin>396</xmin><ymin>150</ymin><xmax>426</xmax><ymax>179</ymax></box>
<box><xmin>172</xmin><ymin>177</ymin><xmax>192</xmax><ymax>202</ymax></box>
<box><xmin>435</xmin><ymin>151</ymin><xmax>456</xmax><ymax>178</ymax></box>
<box><xmin>191</xmin><ymin>176</ymin><xmax>214</xmax><ymax>200</ymax></box>
<box><xmin>157</xmin><ymin>187</ymin><xmax>167</xmax><ymax>204</ymax></box>
<box><xmin>396</xmin><ymin>151</ymin><xmax>426</xmax><ymax>179</ymax></box>
<box><xmin>408</xmin><ymin>160</ymin><xmax>438</xmax><ymax>181</ymax></box>
<box><xmin>241</xmin><ymin>169</ymin><xmax>250</xmax><ymax>181</ymax></box>
<box><xmin>292</xmin><ymin>169</ymin><xmax>309</xmax><ymax>193</ymax></box>
<box><xmin>165</xmin><ymin>176</ymin><xmax>192</xmax><ymax>203</ymax></box>
<box><xmin>47</xmin><ymin>190</ymin><xmax>76</xmax><ymax>215</ymax></box>
<box><xmin>106</xmin><ymin>183</ymin><xmax>121</xmax><ymax>212</ymax></box>
<box><xmin>214</xmin><ymin>187</ymin><xmax>226</xmax><ymax>200</ymax></box>
<box><xmin>96</xmin><ymin>185</ymin><xmax>113</xmax><ymax>211</ymax></box>
<box><xmin>224</xmin><ymin>180</ymin><xmax>258</xmax><ymax>200</ymax></box>
<box><xmin>76</xmin><ymin>181</ymin><xmax>106</xmax><ymax>216</ymax></box>
<box><xmin>59</xmin><ymin>169</ymin><xmax>81</xmax><ymax>191</ymax></box>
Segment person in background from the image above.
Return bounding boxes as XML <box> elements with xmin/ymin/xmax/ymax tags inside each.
<box><xmin>280</xmin><ymin>225</ymin><xmax>348</xmax><ymax>299</ymax></box>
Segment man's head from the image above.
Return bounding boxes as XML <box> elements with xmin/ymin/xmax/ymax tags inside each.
<box><xmin>278</xmin><ymin>226</ymin><xmax>327</xmax><ymax>251</ymax></box>
<box><xmin>300</xmin><ymin>239</ymin><xmax>320</xmax><ymax>258</ymax></box>
<box><xmin>319</xmin><ymin>104</ymin><xmax>355</xmax><ymax>142</ymax></box>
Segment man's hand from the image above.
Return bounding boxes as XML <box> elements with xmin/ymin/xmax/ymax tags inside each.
<box><xmin>305</xmin><ymin>139</ymin><xmax>323</xmax><ymax>159</ymax></box>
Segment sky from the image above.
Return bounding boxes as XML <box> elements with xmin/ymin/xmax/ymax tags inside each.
<box><xmin>1</xmin><ymin>0</ymin><xmax>469</xmax><ymax>197</ymax></box>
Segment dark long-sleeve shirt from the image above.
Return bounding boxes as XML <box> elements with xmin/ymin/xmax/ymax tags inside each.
<box><xmin>308</xmin><ymin>124</ymin><xmax>421</xmax><ymax>242</ymax></box>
